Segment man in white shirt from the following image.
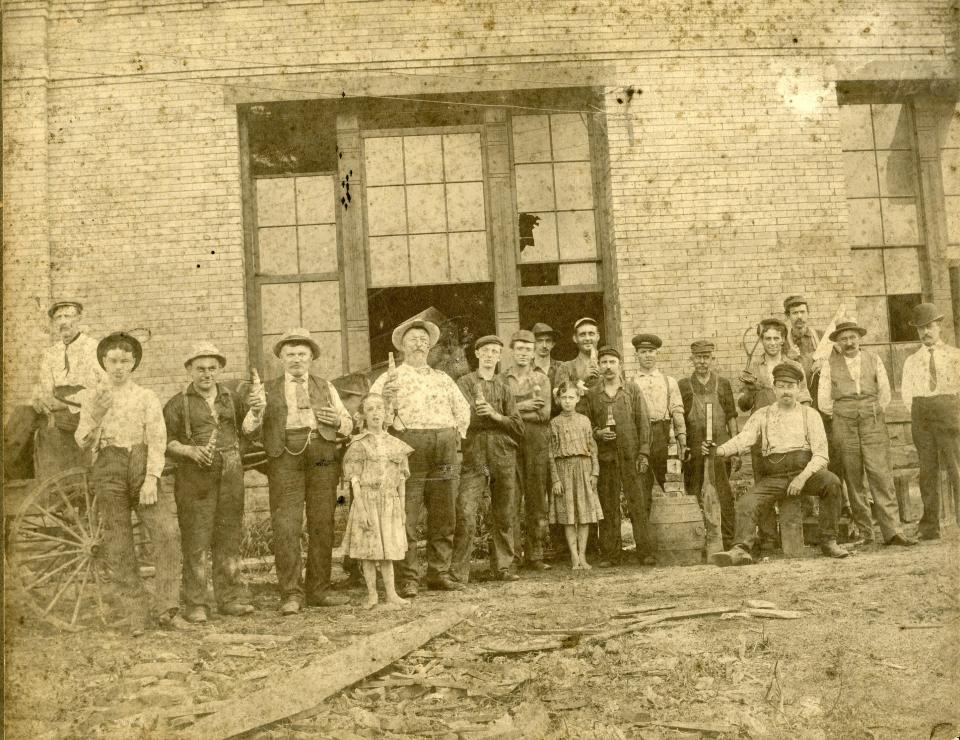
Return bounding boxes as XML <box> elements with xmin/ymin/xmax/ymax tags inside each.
<box><xmin>371</xmin><ymin>318</ymin><xmax>472</xmax><ymax>596</ymax></box>
<box><xmin>900</xmin><ymin>303</ymin><xmax>960</xmax><ymax>540</ymax></box>
<box><xmin>818</xmin><ymin>321</ymin><xmax>916</xmax><ymax>547</ymax></box>
<box><xmin>32</xmin><ymin>300</ymin><xmax>103</xmax><ymax>477</ymax></box>
<box><xmin>705</xmin><ymin>362</ymin><xmax>849</xmax><ymax>566</ymax></box>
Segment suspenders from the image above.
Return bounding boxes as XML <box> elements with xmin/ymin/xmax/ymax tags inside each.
<box><xmin>182</xmin><ymin>384</ymin><xmax>238</xmax><ymax>449</ymax></box>
<box><xmin>761</xmin><ymin>404</ymin><xmax>809</xmax><ymax>457</ymax></box>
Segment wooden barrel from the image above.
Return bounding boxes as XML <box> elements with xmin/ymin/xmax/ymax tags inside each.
<box><xmin>647</xmin><ymin>494</ymin><xmax>705</xmax><ymax>566</ymax></box>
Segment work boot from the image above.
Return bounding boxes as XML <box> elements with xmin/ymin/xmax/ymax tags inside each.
<box><xmin>279</xmin><ymin>599</ymin><xmax>301</xmax><ymax>616</ymax></box>
<box><xmin>184</xmin><ymin>605</ymin><xmax>208</xmax><ymax>623</ymax></box>
<box><xmin>820</xmin><ymin>540</ymin><xmax>849</xmax><ymax>559</ymax></box>
<box><xmin>426</xmin><ymin>574</ymin><xmax>465</xmax><ymax>591</ymax></box>
<box><xmin>884</xmin><ymin>533</ymin><xmax>918</xmax><ymax>547</ymax></box>
<box><xmin>710</xmin><ymin>545</ymin><xmax>753</xmax><ymax>567</ymax></box>
<box><xmin>397</xmin><ymin>581</ymin><xmax>419</xmax><ymax>598</ymax></box>
<box><xmin>220</xmin><ymin>603</ymin><xmax>255</xmax><ymax>617</ymax></box>
<box><xmin>158</xmin><ymin>609</ymin><xmax>194</xmax><ymax>631</ymax></box>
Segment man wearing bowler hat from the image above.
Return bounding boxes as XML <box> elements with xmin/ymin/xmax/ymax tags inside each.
<box><xmin>531</xmin><ymin>322</ymin><xmax>562</xmax><ymax>390</ymax></box>
<box><xmin>818</xmin><ymin>321</ymin><xmax>916</xmax><ymax>548</ymax></box>
<box><xmin>453</xmin><ymin>335</ymin><xmax>525</xmax><ymax>582</ymax></box>
<box><xmin>164</xmin><ymin>343</ymin><xmax>256</xmax><ymax>623</ymax></box>
<box><xmin>31</xmin><ymin>300</ymin><xmax>103</xmax><ymax>478</ymax></box>
<box><xmin>705</xmin><ymin>362</ymin><xmax>849</xmax><ymax>566</ymax></box>
<box><xmin>900</xmin><ymin>303</ymin><xmax>960</xmax><ymax>540</ymax></box>
<box><xmin>371</xmin><ymin>317</ymin><xmax>472</xmax><ymax>596</ymax></box>
<box><xmin>242</xmin><ymin>328</ymin><xmax>352</xmax><ymax>614</ymax></box>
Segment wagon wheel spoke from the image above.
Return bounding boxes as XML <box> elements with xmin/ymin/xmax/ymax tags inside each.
<box><xmin>42</xmin><ymin>555</ymin><xmax>86</xmax><ymax>618</ymax></box>
<box><xmin>50</xmin><ymin>483</ymin><xmax>93</xmax><ymax>539</ymax></box>
<box><xmin>19</xmin><ymin>499</ymin><xmax>85</xmax><ymax>541</ymax></box>
<box><xmin>81</xmin><ymin>475</ymin><xmax>98</xmax><ymax>533</ymax></box>
<box><xmin>17</xmin><ymin>529</ymin><xmax>84</xmax><ymax>548</ymax></box>
<box><xmin>18</xmin><ymin>546</ymin><xmax>84</xmax><ymax>564</ymax></box>
<box><xmin>69</xmin><ymin>560</ymin><xmax>93</xmax><ymax>627</ymax></box>
<box><xmin>23</xmin><ymin>553</ymin><xmax>84</xmax><ymax>591</ymax></box>
<box><xmin>18</xmin><ymin>546</ymin><xmax>81</xmax><ymax>582</ymax></box>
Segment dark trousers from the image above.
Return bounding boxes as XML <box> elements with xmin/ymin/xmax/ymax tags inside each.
<box><xmin>515</xmin><ymin>423</ymin><xmax>550</xmax><ymax>564</ymax></box>
<box><xmin>641</xmin><ymin>420</ymin><xmax>669</xmax><ymax>498</ymax></box>
<box><xmin>733</xmin><ymin>468</ymin><xmax>841</xmax><ymax>551</ymax></box>
<box><xmin>832</xmin><ymin>406</ymin><xmax>903</xmax><ymax>542</ymax></box>
<box><xmin>598</xmin><ymin>455</ymin><xmax>651</xmax><ymax>562</ymax></box>
<box><xmin>35</xmin><ymin>423</ymin><xmax>84</xmax><ymax>480</ymax></box>
<box><xmin>394</xmin><ymin>427</ymin><xmax>459</xmax><ymax>584</ymax></box>
<box><xmin>92</xmin><ymin>446</ymin><xmax>182</xmax><ymax>617</ymax></box>
<box><xmin>266</xmin><ymin>432</ymin><xmax>339</xmax><ymax>603</ymax></box>
<box><xmin>686</xmin><ymin>455</ymin><xmax>735</xmax><ymax>549</ymax></box>
<box><xmin>911</xmin><ymin>395</ymin><xmax>960</xmax><ymax>537</ymax></box>
<box><xmin>454</xmin><ymin>432</ymin><xmax>517</xmax><ymax>580</ymax></box>
<box><xmin>174</xmin><ymin>449</ymin><xmax>249</xmax><ymax>609</ymax></box>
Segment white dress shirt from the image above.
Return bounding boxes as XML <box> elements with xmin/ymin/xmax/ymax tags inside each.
<box><xmin>817</xmin><ymin>351</ymin><xmax>891</xmax><ymax>416</ymax></box>
<box><xmin>633</xmin><ymin>368</ymin><xmax>686</xmax><ymax>435</ymax></box>
<box><xmin>901</xmin><ymin>341</ymin><xmax>960</xmax><ymax>407</ymax></box>
<box><xmin>241</xmin><ymin>373</ymin><xmax>352</xmax><ymax>436</ymax></box>
<box><xmin>32</xmin><ymin>332</ymin><xmax>104</xmax><ymax>414</ymax></box>
<box><xmin>370</xmin><ymin>363</ymin><xmax>471</xmax><ymax>438</ymax></box>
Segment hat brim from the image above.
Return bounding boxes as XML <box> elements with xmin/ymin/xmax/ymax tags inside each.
<box><xmin>184</xmin><ymin>353</ymin><xmax>227</xmax><ymax>369</ymax></box>
<box><xmin>828</xmin><ymin>326</ymin><xmax>867</xmax><ymax>342</ymax></box>
<box><xmin>273</xmin><ymin>337</ymin><xmax>321</xmax><ymax>359</ymax></box>
<box><xmin>909</xmin><ymin>313</ymin><xmax>944</xmax><ymax>327</ymax></box>
<box><xmin>392</xmin><ymin>320</ymin><xmax>441</xmax><ymax>352</ymax></box>
<box><xmin>97</xmin><ymin>333</ymin><xmax>143</xmax><ymax>371</ymax></box>
<box><xmin>47</xmin><ymin>301</ymin><xmax>83</xmax><ymax>318</ymax></box>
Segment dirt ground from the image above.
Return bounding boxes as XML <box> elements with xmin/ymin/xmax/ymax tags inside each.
<box><xmin>4</xmin><ymin>515</ymin><xmax>958</xmax><ymax>740</ymax></box>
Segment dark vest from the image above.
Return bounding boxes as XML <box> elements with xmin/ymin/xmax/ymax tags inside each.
<box><xmin>261</xmin><ymin>374</ymin><xmax>334</xmax><ymax>457</ymax></box>
<box><xmin>829</xmin><ymin>349</ymin><xmax>880</xmax><ymax>410</ymax></box>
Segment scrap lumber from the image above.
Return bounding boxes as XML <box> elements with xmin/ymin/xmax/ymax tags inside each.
<box><xmin>614</xmin><ymin>603</ymin><xmax>678</xmax><ymax>618</ymax></box>
<box><xmin>186</xmin><ymin>605</ymin><xmax>476</xmax><ymax>740</ymax></box>
<box><xmin>587</xmin><ymin>607</ymin><xmax>741</xmax><ymax>644</ymax></box>
<box><xmin>202</xmin><ymin>633</ymin><xmax>295</xmax><ymax>645</ymax></box>
<box><xmin>745</xmin><ymin>608</ymin><xmax>803</xmax><ymax>620</ymax></box>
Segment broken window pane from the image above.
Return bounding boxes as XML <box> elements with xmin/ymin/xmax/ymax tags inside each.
<box><xmin>518</xmin><ymin>212</ymin><xmax>558</xmax><ymax>263</ymax></box>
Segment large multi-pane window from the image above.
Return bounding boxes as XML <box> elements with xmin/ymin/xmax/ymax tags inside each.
<box><xmin>942</xmin><ymin>110</ymin><xmax>960</xmax><ymax>248</ymax></box>
<box><xmin>840</xmin><ymin>103</ymin><xmax>923</xmax><ymax>387</ymax></box>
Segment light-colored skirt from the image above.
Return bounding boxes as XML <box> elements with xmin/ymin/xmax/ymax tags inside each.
<box><xmin>342</xmin><ymin>485</ymin><xmax>407</xmax><ymax>561</ymax></box>
<box><xmin>549</xmin><ymin>455</ymin><xmax>603</xmax><ymax>525</ymax></box>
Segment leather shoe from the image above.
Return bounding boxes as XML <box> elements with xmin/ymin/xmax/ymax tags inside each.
<box><xmin>527</xmin><ymin>561</ymin><xmax>551</xmax><ymax>571</ymax></box>
<box><xmin>710</xmin><ymin>546</ymin><xmax>753</xmax><ymax>567</ymax></box>
<box><xmin>184</xmin><ymin>605</ymin><xmax>208</xmax><ymax>623</ymax></box>
<box><xmin>495</xmin><ymin>571</ymin><xmax>520</xmax><ymax>582</ymax></box>
<box><xmin>307</xmin><ymin>594</ymin><xmax>351</xmax><ymax>607</ymax></box>
<box><xmin>884</xmin><ymin>533</ymin><xmax>918</xmax><ymax>547</ymax></box>
<box><xmin>158</xmin><ymin>611</ymin><xmax>194</xmax><ymax>631</ymax></box>
<box><xmin>279</xmin><ymin>599</ymin><xmax>301</xmax><ymax>616</ymax></box>
<box><xmin>397</xmin><ymin>581</ymin><xmax>419</xmax><ymax>598</ymax></box>
<box><xmin>427</xmin><ymin>575</ymin><xmax>465</xmax><ymax>591</ymax></box>
<box><xmin>820</xmin><ymin>540</ymin><xmax>850</xmax><ymax>558</ymax></box>
<box><xmin>220</xmin><ymin>603</ymin><xmax>255</xmax><ymax>617</ymax></box>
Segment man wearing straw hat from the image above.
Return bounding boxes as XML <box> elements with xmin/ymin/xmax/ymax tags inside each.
<box><xmin>31</xmin><ymin>300</ymin><xmax>103</xmax><ymax>478</ymax></box>
<box><xmin>242</xmin><ymin>328</ymin><xmax>353</xmax><ymax>615</ymax></box>
<box><xmin>900</xmin><ymin>303</ymin><xmax>960</xmax><ymax>540</ymax></box>
<box><xmin>370</xmin><ymin>317</ymin><xmax>471</xmax><ymax>596</ymax></box>
<box><xmin>164</xmin><ymin>343</ymin><xmax>256</xmax><ymax>624</ymax></box>
<box><xmin>817</xmin><ymin>320</ymin><xmax>916</xmax><ymax>548</ymax></box>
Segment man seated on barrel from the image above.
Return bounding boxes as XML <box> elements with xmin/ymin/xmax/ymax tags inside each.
<box><xmin>704</xmin><ymin>361</ymin><xmax>849</xmax><ymax>566</ymax></box>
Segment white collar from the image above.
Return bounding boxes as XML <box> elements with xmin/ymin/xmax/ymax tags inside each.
<box><xmin>285</xmin><ymin>372</ymin><xmax>309</xmax><ymax>384</ymax></box>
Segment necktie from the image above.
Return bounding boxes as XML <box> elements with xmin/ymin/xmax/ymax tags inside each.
<box><xmin>293</xmin><ymin>377</ymin><xmax>311</xmax><ymax>409</ymax></box>
<box><xmin>929</xmin><ymin>348</ymin><xmax>938</xmax><ymax>392</ymax></box>
<box><xmin>63</xmin><ymin>332</ymin><xmax>80</xmax><ymax>374</ymax></box>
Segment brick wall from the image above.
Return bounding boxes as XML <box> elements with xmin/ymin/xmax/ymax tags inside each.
<box><xmin>2</xmin><ymin>0</ymin><xmax>957</xmax><ymax>407</ymax></box>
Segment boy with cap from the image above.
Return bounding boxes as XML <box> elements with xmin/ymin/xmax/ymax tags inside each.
<box><xmin>818</xmin><ymin>321</ymin><xmax>916</xmax><ymax>547</ymax></box>
<box><xmin>633</xmin><ymin>333</ymin><xmax>687</xmax><ymax>502</ymax></box>
<box><xmin>453</xmin><ymin>335</ymin><xmax>525</xmax><ymax>582</ymax></box>
<box><xmin>32</xmin><ymin>300</ymin><xmax>103</xmax><ymax>477</ymax></box>
<box><xmin>900</xmin><ymin>303</ymin><xmax>960</xmax><ymax>540</ymax></box>
<box><xmin>678</xmin><ymin>339</ymin><xmax>739</xmax><ymax>549</ymax></box>
<box><xmin>705</xmin><ymin>362</ymin><xmax>849</xmax><ymax>566</ymax></box>
<box><xmin>555</xmin><ymin>318</ymin><xmax>602</xmax><ymax>395</ymax></box>
<box><xmin>164</xmin><ymin>343</ymin><xmax>256</xmax><ymax>623</ymax></box>
<box><xmin>242</xmin><ymin>328</ymin><xmax>353</xmax><ymax>615</ymax></box>
<box><xmin>371</xmin><ymin>317</ymin><xmax>471</xmax><ymax>596</ymax></box>
<box><xmin>581</xmin><ymin>346</ymin><xmax>652</xmax><ymax>566</ymax></box>
<box><xmin>75</xmin><ymin>332</ymin><xmax>185</xmax><ymax>634</ymax></box>
<box><xmin>783</xmin><ymin>295</ymin><xmax>821</xmax><ymax>383</ymax></box>
<box><xmin>502</xmin><ymin>329</ymin><xmax>552</xmax><ymax>570</ymax></box>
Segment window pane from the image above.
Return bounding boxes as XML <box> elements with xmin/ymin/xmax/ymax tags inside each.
<box><xmin>554</xmin><ymin>161</ymin><xmax>594</xmax><ymax>210</ymax></box>
<box><xmin>364</xmin><ymin>137</ymin><xmax>404</xmax><ymax>186</ymax></box>
<box><xmin>260</xmin><ymin>334</ymin><xmax>283</xmax><ymax>380</ymax></box>
<box><xmin>258</xmin><ymin>227</ymin><xmax>299</xmax><ymax>275</ymax></box>
<box><xmin>883</xmin><ymin>248</ymin><xmax>922</xmax><ymax>295</ymax></box>
<box><xmin>843</xmin><ymin>151</ymin><xmax>878</xmax><ymax>198</ymax></box>
<box><xmin>298</xmin><ymin>224</ymin><xmax>338</xmax><ymax>273</ymax></box>
<box><xmin>862</xmin><ymin>344</ymin><xmax>892</xmax><ymax>386</ymax></box>
<box><xmin>256</xmin><ymin>178</ymin><xmax>296</xmax><ymax>226</ymax></box>
<box><xmin>559</xmin><ymin>262</ymin><xmax>598</xmax><ymax>286</ymax></box>
<box><xmin>850</xmin><ymin>248</ymin><xmax>884</xmax><ymax>295</ymax></box>
<box><xmin>512</xmin><ymin>115</ymin><xmax>551</xmax><ymax>163</ymax></box>
<box><xmin>301</xmin><ymin>281</ymin><xmax>341</xmax><ymax>331</ymax></box>
<box><xmin>941</xmin><ymin>149</ymin><xmax>960</xmax><ymax>195</ymax></box>
<box><xmin>891</xmin><ymin>341</ymin><xmax>922</xmax><ymax>388</ymax></box>
<box><xmin>847</xmin><ymin>198</ymin><xmax>883</xmax><ymax>246</ymax></box>
<box><xmin>403</xmin><ymin>135</ymin><xmax>443</xmax><ymax>184</ymax></box>
<box><xmin>406</xmin><ymin>184</ymin><xmax>446</xmax><ymax>233</ymax></box>
<box><xmin>408</xmin><ymin>234</ymin><xmax>449</xmax><ymax>284</ymax></box>
<box><xmin>550</xmin><ymin>113</ymin><xmax>590</xmax><ymax>161</ymax></box>
<box><xmin>520</xmin><ymin>264</ymin><xmax>559</xmax><ymax>287</ymax></box>
<box><xmin>888</xmin><ymin>294</ymin><xmax>923</xmax><ymax>342</ymax></box>
<box><xmin>942</xmin><ymin>105</ymin><xmax>960</xmax><ymax>148</ymax></box>
<box><xmin>366</xmin><ymin>186</ymin><xmax>407</xmax><ymax>236</ymax></box>
<box><xmin>445</xmin><ymin>181</ymin><xmax>485</xmax><ymax>232</ymax></box>
<box><xmin>871</xmin><ymin>104</ymin><xmax>912</xmax><ymax>150</ymax></box>
<box><xmin>449</xmin><ymin>231</ymin><xmax>489</xmax><ymax>282</ymax></box>
<box><xmin>518</xmin><ymin>212</ymin><xmax>558</xmax><ymax>262</ymax></box>
<box><xmin>557</xmin><ymin>210</ymin><xmax>598</xmax><ymax>260</ymax></box>
<box><xmin>515</xmin><ymin>163</ymin><xmax>556</xmax><ymax>212</ymax></box>
<box><xmin>296</xmin><ymin>176</ymin><xmax>335</xmax><ymax>224</ymax></box>
<box><xmin>839</xmin><ymin>105</ymin><xmax>874</xmax><ymax>150</ymax></box>
<box><xmin>310</xmin><ymin>331</ymin><xmax>343</xmax><ymax>379</ymax></box>
<box><xmin>946</xmin><ymin>195</ymin><xmax>960</xmax><ymax>244</ymax></box>
<box><xmin>876</xmin><ymin>150</ymin><xmax>918</xmax><ymax>197</ymax></box>
<box><xmin>443</xmin><ymin>133</ymin><xmax>483</xmax><ymax>182</ymax></box>
<box><xmin>368</xmin><ymin>235</ymin><xmax>409</xmax><ymax>287</ymax></box>
<box><xmin>261</xmin><ymin>283</ymin><xmax>300</xmax><ymax>334</ymax></box>
<box><xmin>881</xmin><ymin>198</ymin><xmax>920</xmax><ymax>245</ymax></box>
<box><xmin>856</xmin><ymin>295</ymin><xmax>890</xmax><ymax>342</ymax></box>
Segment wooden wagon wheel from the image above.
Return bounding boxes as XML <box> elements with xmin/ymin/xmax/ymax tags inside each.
<box><xmin>5</xmin><ymin>466</ymin><xmax>150</xmax><ymax>631</ymax></box>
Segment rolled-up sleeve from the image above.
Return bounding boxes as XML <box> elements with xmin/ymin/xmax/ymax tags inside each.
<box><xmin>798</xmin><ymin>407</ymin><xmax>828</xmax><ymax>480</ymax></box>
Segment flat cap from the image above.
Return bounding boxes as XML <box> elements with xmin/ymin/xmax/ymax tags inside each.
<box><xmin>184</xmin><ymin>341</ymin><xmax>227</xmax><ymax>368</ymax></box>
<box><xmin>909</xmin><ymin>302</ymin><xmax>944</xmax><ymax>328</ymax></box>
<box><xmin>632</xmin><ymin>333</ymin><xmax>662</xmax><ymax>350</ymax></box>
<box><xmin>531</xmin><ymin>322</ymin><xmax>557</xmax><ymax>337</ymax></box>
<box><xmin>97</xmin><ymin>331</ymin><xmax>143</xmax><ymax>371</ymax></box>
<box><xmin>690</xmin><ymin>339</ymin><xmax>716</xmax><ymax>354</ymax></box>
<box><xmin>48</xmin><ymin>300</ymin><xmax>83</xmax><ymax>318</ymax></box>
<box><xmin>772</xmin><ymin>361</ymin><xmax>804</xmax><ymax>384</ymax></box>
<box><xmin>573</xmin><ymin>317</ymin><xmax>599</xmax><ymax>332</ymax></box>
<box><xmin>783</xmin><ymin>295</ymin><xmax>808</xmax><ymax>312</ymax></box>
<box><xmin>597</xmin><ymin>345</ymin><xmax>622</xmax><ymax>361</ymax></box>
<box><xmin>474</xmin><ymin>335</ymin><xmax>504</xmax><ymax>350</ymax></box>
<box><xmin>510</xmin><ymin>329</ymin><xmax>536</xmax><ymax>346</ymax></box>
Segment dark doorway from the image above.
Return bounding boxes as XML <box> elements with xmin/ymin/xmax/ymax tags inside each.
<box><xmin>519</xmin><ymin>293</ymin><xmax>606</xmax><ymax>362</ymax></box>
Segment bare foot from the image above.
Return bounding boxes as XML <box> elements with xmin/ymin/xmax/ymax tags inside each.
<box><xmin>384</xmin><ymin>595</ymin><xmax>408</xmax><ymax>606</ymax></box>
<box><xmin>381</xmin><ymin>602</ymin><xmax>403</xmax><ymax>611</ymax></box>
<box><xmin>581</xmin><ymin>561</ymin><xmax>592</xmax><ymax>570</ymax></box>
<box><xmin>363</xmin><ymin>594</ymin><xmax>378</xmax><ymax>609</ymax></box>
<box><xmin>571</xmin><ymin>562</ymin><xmax>583</xmax><ymax>570</ymax></box>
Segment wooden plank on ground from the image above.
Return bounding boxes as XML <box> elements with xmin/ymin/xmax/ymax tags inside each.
<box><xmin>185</xmin><ymin>605</ymin><xmax>476</xmax><ymax>740</ymax></box>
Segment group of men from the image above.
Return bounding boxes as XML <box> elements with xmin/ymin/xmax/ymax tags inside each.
<box><xmin>27</xmin><ymin>293</ymin><xmax>959</xmax><ymax>631</ymax></box>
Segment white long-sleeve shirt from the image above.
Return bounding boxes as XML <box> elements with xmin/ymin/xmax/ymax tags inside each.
<box><xmin>901</xmin><ymin>341</ymin><xmax>960</xmax><ymax>407</ymax></box>
<box><xmin>817</xmin><ymin>352</ymin><xmax>891</xmax><ymax>416</ymax></box>
<box><xmin>32</xmin><ymin>332</ymin><xmax>103</xmax><ymax>413</ymax></box>
<box><xmin>370</xmin><ymin>363</ymin><xmax>471</xmax><ymax>438</ymax></box>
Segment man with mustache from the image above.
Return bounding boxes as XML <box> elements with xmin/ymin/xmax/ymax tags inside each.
<box><xmin>900</xmin><ymin>303</ymin><xmax>960</xmax><ymax>540</ymax></box>
<box><xmin>783</xmin><ymin>295</ymin><xmax>821</xmax><ymax>384</ymax></box>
